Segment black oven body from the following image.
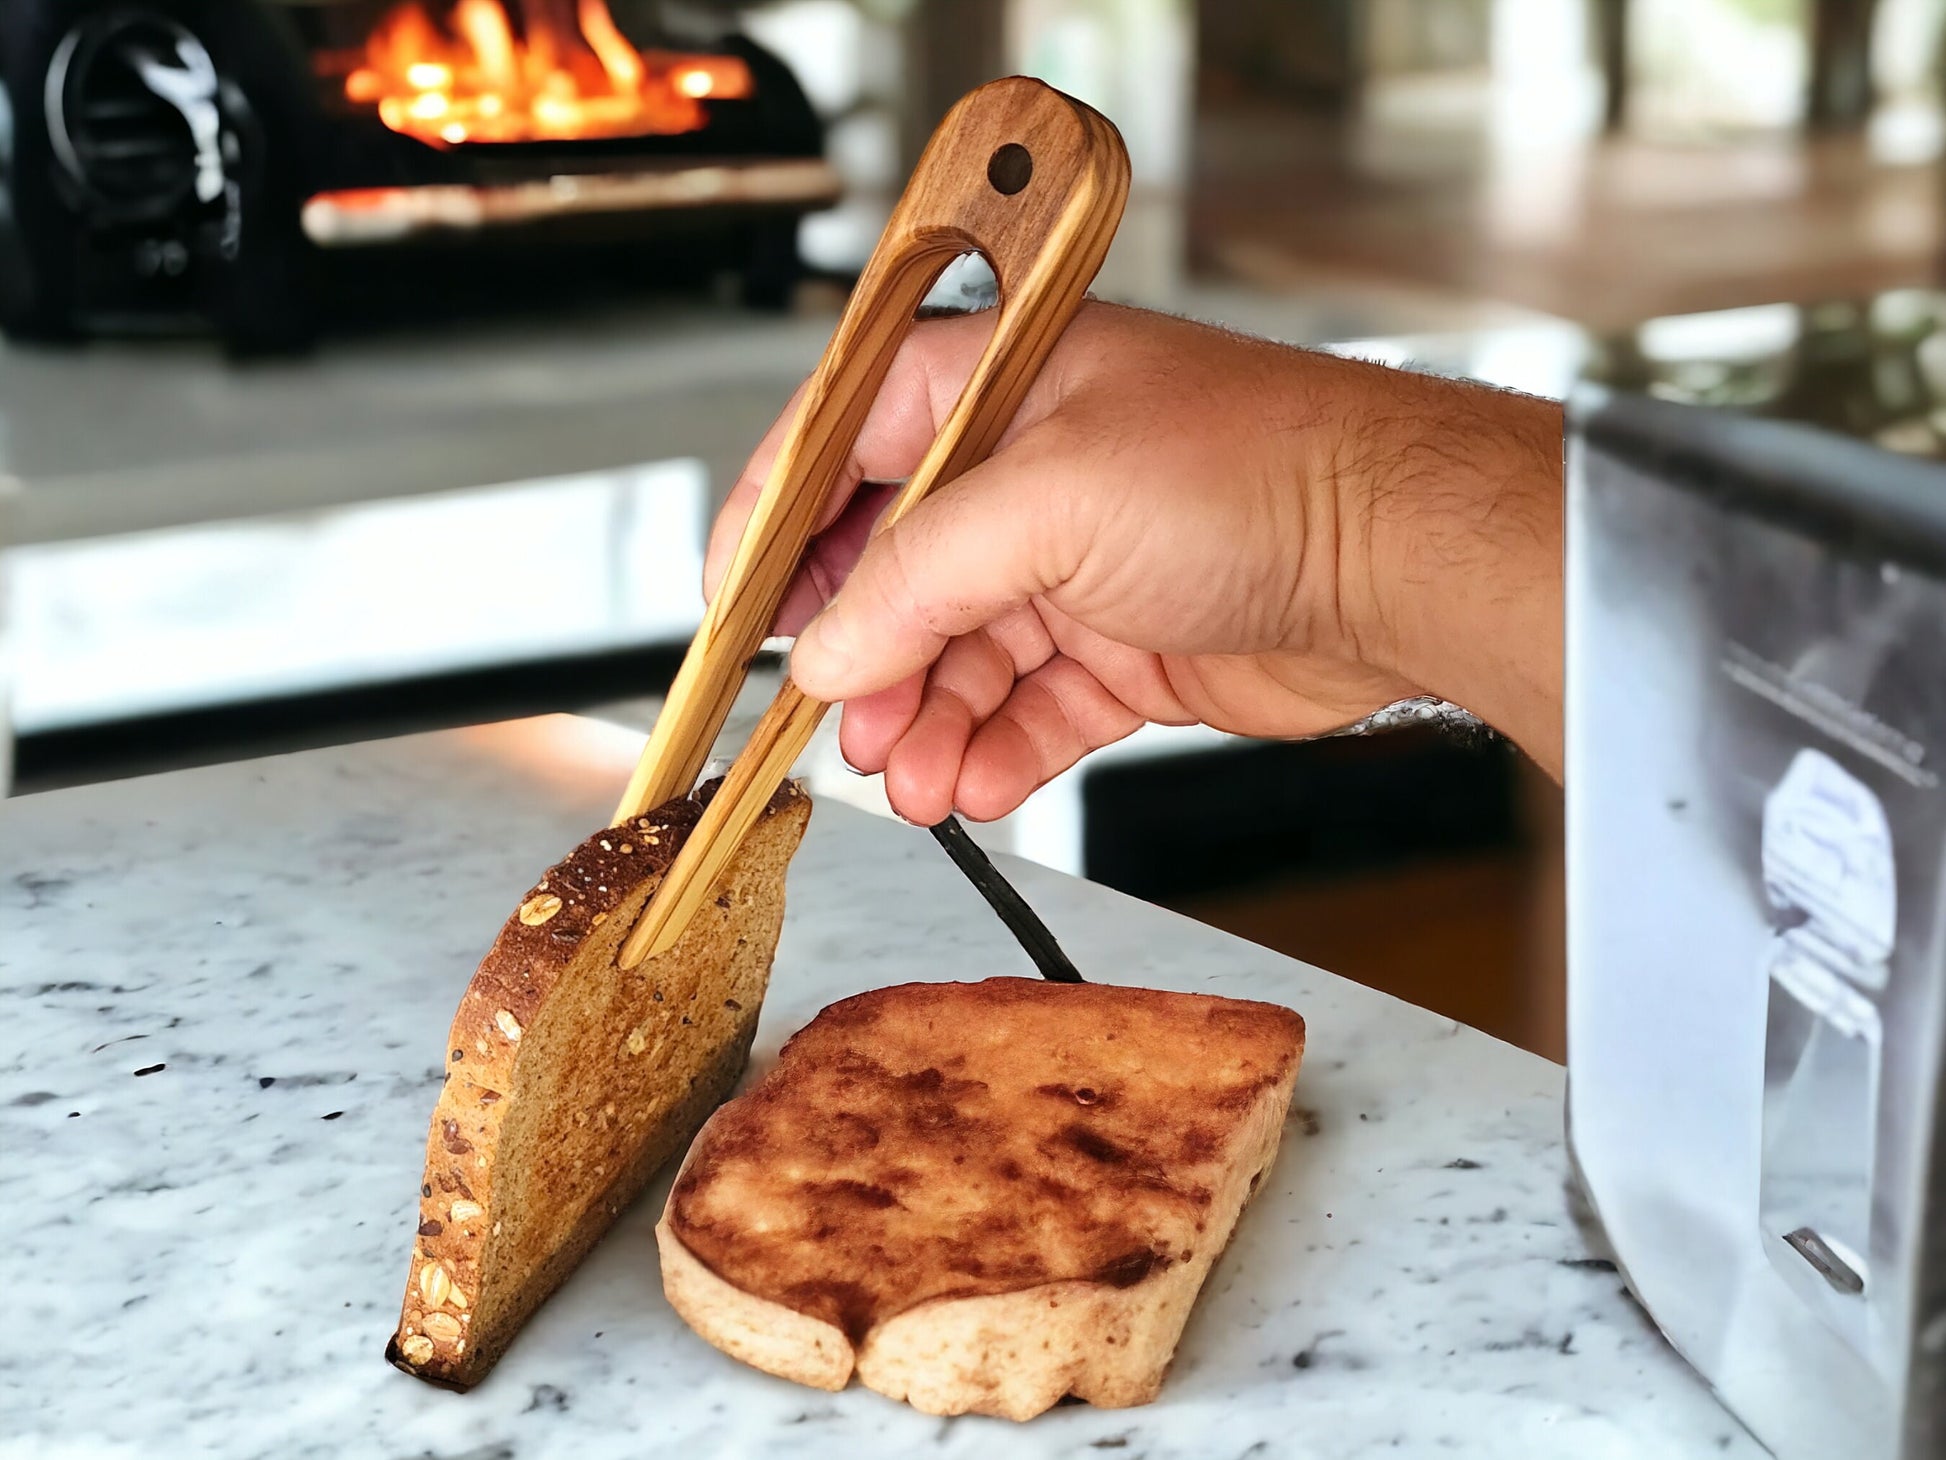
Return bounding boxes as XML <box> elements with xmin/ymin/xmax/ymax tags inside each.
<box><xmin>0</xmin><ymin>0</ymin><xmax>828</xmax><ymax>350</ymax></box>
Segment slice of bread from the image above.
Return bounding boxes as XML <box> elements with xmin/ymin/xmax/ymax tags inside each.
<box><xmin>388</xmin><ymin>781</ymin><xmax>811</xmax><ymax>1391</ymax></box>
<box><xmin>657</xmin><ymin>977</ymin><xmax>1304</xmax><ymax>1420</ymax></box>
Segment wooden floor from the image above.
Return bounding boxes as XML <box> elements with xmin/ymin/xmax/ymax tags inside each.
<box><xmin>1191</xmin><ymin>97</ymin><xmax>1945</xmax><ymax>331</ymax></box>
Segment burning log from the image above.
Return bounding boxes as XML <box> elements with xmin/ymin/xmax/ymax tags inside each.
<box><xmin>344</xmin><ymin>0</ymin><xmax>753</xmax><ymax>146</ymax></box>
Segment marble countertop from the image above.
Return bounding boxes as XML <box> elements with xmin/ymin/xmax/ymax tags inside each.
<box><xmin>0</xmin><ymin>716</ymin><xmax>1758</xmax><ymax>1458</ymax></box>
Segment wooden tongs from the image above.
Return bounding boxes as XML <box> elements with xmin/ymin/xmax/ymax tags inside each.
<box><xmin>612</xmin><ymin>76</ymin><xmax>1130</xmax><ymax>973</ymax></box>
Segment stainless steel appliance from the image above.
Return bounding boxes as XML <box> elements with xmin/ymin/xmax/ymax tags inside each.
<box><xmin>1567</xmin><ymin>308</ymin><xmax>1946</xmax><ymax>1458</ymax></box>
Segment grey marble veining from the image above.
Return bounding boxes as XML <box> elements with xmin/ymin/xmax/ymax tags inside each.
<box><xmin>0</xmin><ymin>717</ymin><xmax>1760</xmax><ymax>1458</ymax></box>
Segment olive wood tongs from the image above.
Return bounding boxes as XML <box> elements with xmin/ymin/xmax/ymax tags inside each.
<box><xmin>608</xmin><ymin>76</ymin><xmax>1129</xmax><ymax>980</ymax></box>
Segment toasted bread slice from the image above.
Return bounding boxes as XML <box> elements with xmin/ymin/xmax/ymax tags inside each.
<box><xmin>388</xmin><ymin>781</ymin><xmax>811</xmax><ymax>1390</ymax></box>
<box><xmin>657</xmin><ymin>977</ymin><xmax>1303</xmax><ymax>1420</ymax></box>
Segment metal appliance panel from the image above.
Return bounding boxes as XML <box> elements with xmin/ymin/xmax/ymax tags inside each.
<box><xmin>1567</xmin><ymin>385</ymin><xmax>1946</xmax><ymax>1459</ymax></box>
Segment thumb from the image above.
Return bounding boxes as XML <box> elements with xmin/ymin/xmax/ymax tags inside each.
<box><xmin>789</xmin><ymin>455</ymin><xmax>1076</xmax><ymax>703</ymax></box>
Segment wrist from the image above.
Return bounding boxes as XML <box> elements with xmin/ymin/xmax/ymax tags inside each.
<box><xmin>1306</xmin><ymin>353</ymin><xmax>1565</xmax><ymax>775</ymax></box>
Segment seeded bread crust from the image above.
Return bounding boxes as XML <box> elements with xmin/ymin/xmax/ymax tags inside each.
<box><xmin>388</xmin><ymin>780</ymin><xmax>810</xmax><ymax>1390</ymax></box>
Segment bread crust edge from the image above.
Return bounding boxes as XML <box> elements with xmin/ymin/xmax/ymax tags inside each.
<box><xmin>654</xmin><ymin>995</ymin><xmax>1302</xmax><ymax>1421</ymax></box>
<box><xmin>388</xmin><ymin>784</ymin><xmax>810</xmax><ymax>1390</ymax></box>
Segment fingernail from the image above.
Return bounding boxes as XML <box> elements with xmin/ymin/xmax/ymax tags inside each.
<box><xmin>891</xmin><ymin>798</ymin><xmax>958</xmax><ymax>827</ymax></box>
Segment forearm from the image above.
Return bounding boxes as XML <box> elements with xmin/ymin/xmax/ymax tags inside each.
<box><xmin>1307</xmin><ymin>353</ymin><xmax>1565</xmax><ymax>777</ymax></box>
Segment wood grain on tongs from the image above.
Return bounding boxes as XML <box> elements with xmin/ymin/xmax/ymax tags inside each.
<box><xmin>614</xmin><ymin>76</ymin><xmax>1129</xmax><ymax>971</ymax></box>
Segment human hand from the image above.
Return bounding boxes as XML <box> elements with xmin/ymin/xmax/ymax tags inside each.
<box><xmin>707</xmin><ymin>302</ymin><xmax>1562</xmax><ymax>823</ymax></box>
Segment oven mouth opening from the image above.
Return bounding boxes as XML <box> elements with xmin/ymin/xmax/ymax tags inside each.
<box><xmin>312</xmin><ymin>0</ymin><xmax>756</xmax><ymax>149</ymax></box>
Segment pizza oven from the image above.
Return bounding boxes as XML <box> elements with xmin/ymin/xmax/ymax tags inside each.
<box><xmin>0</xmin><ymin>0</ymin><xmax>839</xmax><ymax>349</ymax></box>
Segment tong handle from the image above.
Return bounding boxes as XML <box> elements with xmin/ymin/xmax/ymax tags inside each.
<box><xmin>615</xmin><ymin>77</ymin><xmax>1128</xmax><ymax>967</ymax></box>
<box><xmin>613</xmin><ymin>76</ymin><xmax>1128</xmax><ymax>827</ymax></box>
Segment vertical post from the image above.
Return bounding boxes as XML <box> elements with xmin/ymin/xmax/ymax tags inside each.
<box><xmin>899</xmin><ymin>0</ymin><xmax>1007</xmax><ymax>172</ymax></box>
<box><xmin>1594</xmin><ymin>0</ymin><xmax>1631</xmax><ymax>134</ymax></box>
<box><xmin>1807</xmin><ymin>0</ymin><xmax>1882</xmax><ymax>132</ymax></box>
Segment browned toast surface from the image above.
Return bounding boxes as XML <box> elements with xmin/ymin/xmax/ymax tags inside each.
<box><xmin>388</xmin><ymin>780</ymin><xmax>810</xmax><ymax>1389</ymax></box>
<box><xmin>665</xmin><ymin>979</ymin><xmax>1304</xmax><ymax>1353</ymax></box>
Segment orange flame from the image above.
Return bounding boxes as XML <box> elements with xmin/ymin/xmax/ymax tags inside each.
<box><xmin>345</xmin><ymin>0</ymin><xmax>754</xmax><ymax>146</ymax></box>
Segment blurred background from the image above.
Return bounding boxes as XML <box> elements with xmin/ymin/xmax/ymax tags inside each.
<box><xmin>8</xmin><ymin>0</ymin><xmax>1946</xmax><ymax>1060</ymax></box>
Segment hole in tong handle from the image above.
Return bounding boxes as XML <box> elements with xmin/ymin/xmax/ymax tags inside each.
<box><xmin>987</xmin><ymin>143</ymin><xmax>1032</xmax><ymax>196</ymax></box>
